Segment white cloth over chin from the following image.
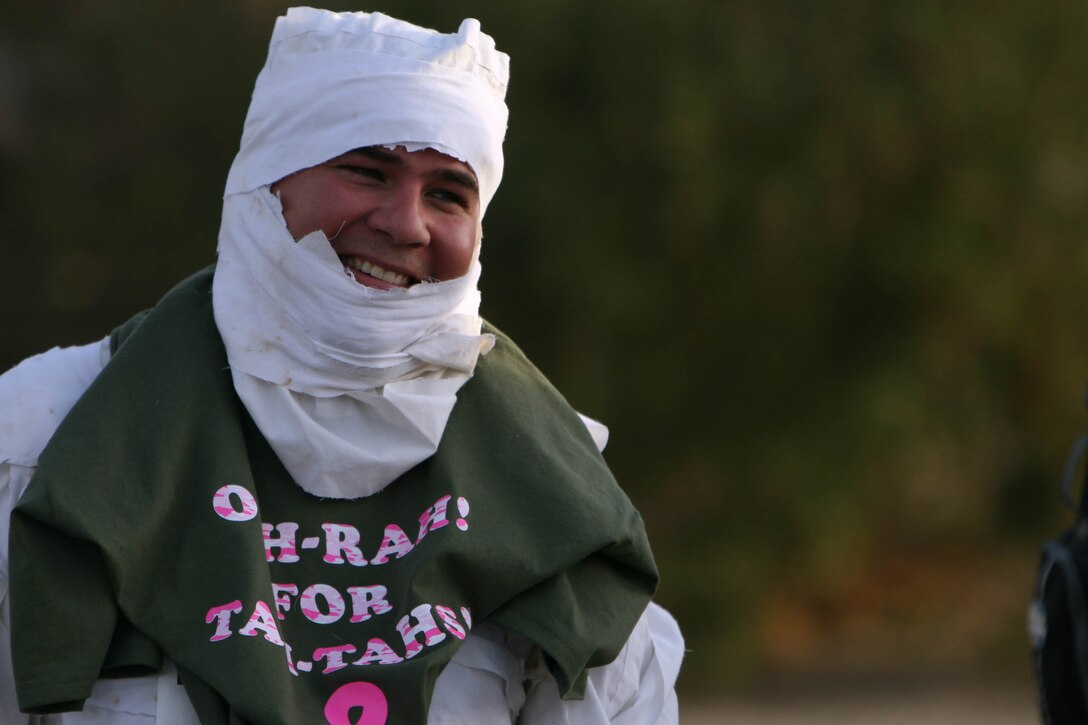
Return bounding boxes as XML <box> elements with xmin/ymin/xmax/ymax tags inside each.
<box><xmin>213</xmin><ymin>187</ymin><xmax>494</xmax><ymax>499</ymax></box>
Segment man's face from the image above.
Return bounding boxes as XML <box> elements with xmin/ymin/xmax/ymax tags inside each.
<box><xmin>272</xmin><ymin>145</ymin><xmax>481</xmax><ymax>289</ymax></box>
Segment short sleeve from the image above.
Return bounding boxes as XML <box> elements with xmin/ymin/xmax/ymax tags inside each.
<box><xmin>0</xmin><ymin>339</ymin><xmax>116</xmax><ymax>716</ymax></box>
<box><xmin>519</xmin><ymin>602</ymin><xmax>685</xmax><ymax>724</ymax></box>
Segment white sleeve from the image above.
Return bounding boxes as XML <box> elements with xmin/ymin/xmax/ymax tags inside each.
<box><xmin>427</xmin><ymin>623</ymin><xmax>527</xmax><ymax>724</ymax></box>
<box><xmin>0</xmin><ymin>339</ymin><xmax>160</xmax><ymax>723</ymax></box>
<box><xmin>0</xmin><ymin>339</ymin><xmax>112</xmax><ymax>599</ymax></box>
<box><xmin>518</xmin><ymin>602</ymin><xmax>685</xmax><ymax>725</ymax></box>
<box><xmin>427</xmin><ymin>602</ymin><xmax>686</xmax><ymax>725</ymax></box>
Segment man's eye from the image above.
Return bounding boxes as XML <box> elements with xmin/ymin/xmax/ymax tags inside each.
<box><xmin>340</xmin><ymin>165</ymin><xmax>384</xmax><ymax>181</ymax></box>
<box><xmin>429</xmin><ymin>189</ymin><xmax>468</xmax><ymax>208</ymax></box>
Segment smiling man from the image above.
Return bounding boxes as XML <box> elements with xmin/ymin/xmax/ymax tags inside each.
<box><xmin>0</xmin><ymin>8</ymin><xmax>682</xmax><ymax>724</ymax></box>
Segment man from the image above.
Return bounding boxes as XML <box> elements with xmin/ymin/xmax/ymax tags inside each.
<box><xmin>0</xmin><ymin>8</ymin><xmax>682</xmax><ymax>723</ymax></box>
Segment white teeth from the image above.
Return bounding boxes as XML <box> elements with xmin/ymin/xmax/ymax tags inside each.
<box><xmin>346</xmin><ymin>257</ymin><xmax>408</xmax><ymax>286</ymax></box>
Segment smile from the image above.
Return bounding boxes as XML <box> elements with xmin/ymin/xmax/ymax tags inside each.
<box><xmin>340</xmin><ymin>256</ymin><xmax>413</xmax><ymax>287</ymax></box>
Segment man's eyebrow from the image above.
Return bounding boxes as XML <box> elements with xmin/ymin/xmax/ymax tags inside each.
<box><xmin>437</xmin><ymin>168</ymin><xmax>479</xmax><ymax>196</ymax></box>
<box><xmin>347</xmin><ymin>146</ymin><xmax>479</xmax><ymax>196</ymax></box>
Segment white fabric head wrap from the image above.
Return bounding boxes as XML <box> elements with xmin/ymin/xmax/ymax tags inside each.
<box><xmin>225</xmin><ymin>7</ymin><xmax>509</xmax><ymax>213</ymax></box>
<box><xmin>212</xmin><ymin>8</ymin><xmax>509</xmax><ymax>499</ymax></box>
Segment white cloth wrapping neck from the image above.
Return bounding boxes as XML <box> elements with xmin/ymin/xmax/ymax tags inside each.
<box><xmin>214</xmin><ymin>188</ymin><xmax>494</xmax><ymax>498</ymax></box>
<box><xmin>212</xmin><ymin>8</ymin><xmax>507</xmax><ymax>498</ymax></box>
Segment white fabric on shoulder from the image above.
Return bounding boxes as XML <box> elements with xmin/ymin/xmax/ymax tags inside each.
<box><xmin>0</xmin><ymin>338</ymin><xmax>110</xmax><ymax>468</ymax></box>
<box><xmin>0</xmin><ymin>339</ymin><xmax>160</xmax><ymax>724</ymax></box>
<box><xmin>577</xmin><ymin>412</ymin><xmax>610</xmax><ymax>452</ymax></box>
<box><xmin>0</xmin><ymin>338</ymin><xmax>110</xmax><ymax>596</ymax></box>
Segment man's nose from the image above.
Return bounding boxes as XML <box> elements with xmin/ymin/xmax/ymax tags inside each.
<box><xmin>368</xmin><ymin>187</ymin><xmax>430</xmax><ymax>246</ymax></box>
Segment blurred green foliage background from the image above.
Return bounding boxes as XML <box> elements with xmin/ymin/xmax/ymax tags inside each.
<box><xmin>3</xmin><ymin>0</ymin><xmax>1087</xmax><ymax>700</ymax></box>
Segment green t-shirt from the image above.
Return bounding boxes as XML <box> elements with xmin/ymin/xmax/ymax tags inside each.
<box><xmin>10</xmin><ymin>268</ymin><xmax>657</xmax><ymax>724</ymax></box>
